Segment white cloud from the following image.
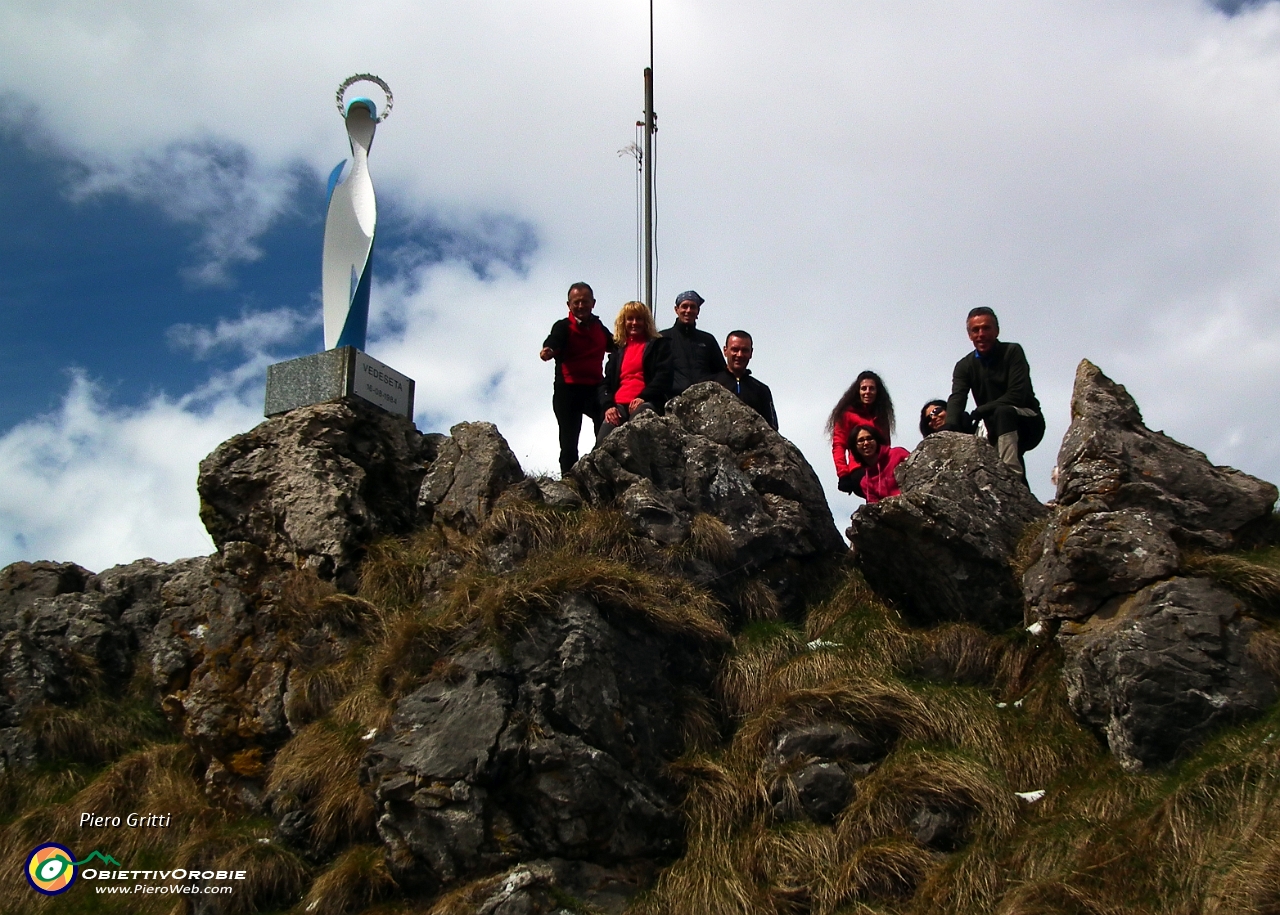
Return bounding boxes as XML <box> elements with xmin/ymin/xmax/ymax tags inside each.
<box><xmin>4</xmin><ymin>1</ymin><xmax>1280</xmax><ymax>567</ymax></box>
<box><xmin>167</xmin><ymin>306</ymin><xmax>319</xmax><ymax>359</ymax></box>
<box><xmin>67</xmin><ymin>141</ymin><xmax>304</xmax><ymax>286</ymax></box>
<box><xmin>0</xmin><ymin>373</ymin><xmax>260</xmax><ymax>572</ymax></box>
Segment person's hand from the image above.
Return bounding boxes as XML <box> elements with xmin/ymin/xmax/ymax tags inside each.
<box><xmin>604</xmin><ymin>406</ymin><xmax>622</xmax><ymax>426</ymax></box>
<box><xmin>837</xmin><ymin>474</ymin><xmax>857</xmax><ymax>494</ymax></box>
<box><xmin>971</xmin><ymin>403</ymin><xmax>995</xmax><ymax>419</ymax></box>
<box><xmin>628</xmin><ymin>397</ymin><xmax>646</xmax><ymax>413</ymax></box>
<box><xmin>539</xmin><ymin>347</ymin><xmax>555</xmax><ymax>362</ymax></box>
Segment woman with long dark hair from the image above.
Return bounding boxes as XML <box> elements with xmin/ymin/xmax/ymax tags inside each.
<box><xmin>828</xmin><ymin>370</ymin><xmax>895</xmax><ymax>493</ymax></box>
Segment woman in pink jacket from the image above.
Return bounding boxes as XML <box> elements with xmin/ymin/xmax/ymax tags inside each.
<box><xmin>828</xmin><ymin>370</ymin><xmax>896</xmax><ymax>493</ymax></box>
<box><xmin>851</xmin><ymin>425</ymin><xmax>909</xmax><ymax>503</ymax></box>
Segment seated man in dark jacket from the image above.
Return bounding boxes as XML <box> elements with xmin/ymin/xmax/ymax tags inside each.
<box><xmin>945</xmin><ymin>306</ymin><xmax>1045</xmax><ymax>480</ymax></box>
<box><xmin>713</xmin><ymin>330</ymin><xmax>778</xmax><ymax>430</ymax></box>
<box><xmin>660</xmin><ymin>290</ymin><xmax>726</xmax><ymax>396</ymax></box>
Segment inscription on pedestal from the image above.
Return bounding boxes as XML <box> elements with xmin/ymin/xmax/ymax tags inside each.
<box><xmin>265</xmin><ymin>347</ymin><xmax>415</xmax><ymax>421</ymax></box>
<box><xmin>352</xmin><ymin>350</ymin><xmax>413</xmax><ymax>416</ymax></box>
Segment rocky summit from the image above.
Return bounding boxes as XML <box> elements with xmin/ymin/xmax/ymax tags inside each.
<box><xmin>2</xmin><ymin>372</ymin><xmax>1279</xmax><ymax>914</ymax></box>
<box><xmin>846</xmin><ymin>431</ymin><xmax>1050</xmax><ymax>631</ymax></box>
<box><xmin>1024</xmin><ymin>361</ymin><xmax>1278</xmax><ymax>771</ymax></box>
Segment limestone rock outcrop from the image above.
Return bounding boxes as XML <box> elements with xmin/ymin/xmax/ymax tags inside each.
<box><xmin>1024</xmin><ymin>361</ymin><xmax>1279</xmax><ymax>770</ymax></box>
<box><xmin>198</xmin><ymin>401</ymin><xmax>435</xmax><ymax>590</ymax></box>
<box><xmin>0</xmin><ymin>561</ymin><xmax>123</xmax><ymax>732</ymax></box>
<box><xmin>1024</xmin><ymin>360</ymin><xmax>1277</xmax><ymax>624</ymax></box>
<box><xmin>418</xmin><ymin>421</ymin><xmax>526</xmax><ymax>532</ymax></box>
<box><xmin>846</xmin><ymin>432</ymin><xmax>1050</xmax><ymax>631</ymax></box>
<box><xmin>572</xmin><ymin>384</ymin><xmax>844</xmax><ymax>587</ymax></box>
<box><xmin>364</xmin><ymin>593</ymin><xmax>718</xmax><ymax>892</ymax></box>
<box><xmin>1060</xmin><ymin>577</ymin><xmax>1274</xmax><ymax>771</ymax></box>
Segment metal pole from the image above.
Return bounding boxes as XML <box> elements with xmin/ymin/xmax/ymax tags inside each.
<box><xmin>643</xmin><ymin>66</ymin><xmax>654</xmax><ymax>311</ymax></box>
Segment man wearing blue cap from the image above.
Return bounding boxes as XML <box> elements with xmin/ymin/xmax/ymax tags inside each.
<box><xmin>661</xmin><ymin>290</ymin><xmax>727</xmax><ymax>396</ymax></box>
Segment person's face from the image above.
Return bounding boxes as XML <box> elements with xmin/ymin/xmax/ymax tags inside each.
<box><xmin>568</xmin><ymin>289</ymin><xmax>595</xmax><ymax>321</ymax></box>
<box><xmin>858</xmin><ymin>378</ymin><xmax>878</xmax><ymax>406</ymax></box>
<box><xmin>675</xmin><ymin>300</ymin><xmax>700</xmax><ymax>326</ymax></box>
<box><xmin>855</xmin><ymin>429</ymin><xmax>879</xmax><ymax>460</ymax></box>
<box><xmin>724</xmin><ymin>335</ymin><xmax>753</xmax><ymax>375</ymax></box>
<box><xmin>967</xmin><ymin>314</ymin><xmax>999</xmax><ymax>355</ymax></box>
<box><xmin>926</xmin><ymin>404</ymin><xmax>946</xmax><ymax>432</ymax></box>
<box><xmin>624</xmin><ymin>313</ymin><xmax>646</xmax><ymax>339</ymax></box>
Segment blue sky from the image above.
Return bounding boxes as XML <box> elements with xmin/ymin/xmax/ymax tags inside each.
<box><xmin>0</xmin><ymin>126</ymin><xmax>319</xmax><ymax>430</ymax></box>
<box><xmin>3</xmin><ymin>0</ymin><xmax>1280</xmax><ymax>570</ymax></box>
<box><xmin>0</xmin><ymin>123</ymin><xmax>537</xmax><ymax>433</ymax></box>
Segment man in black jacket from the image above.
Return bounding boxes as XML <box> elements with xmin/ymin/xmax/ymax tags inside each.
<box><xmin>713</xmin><ymin>331</ymin><xmax>778</xmax><ymax>430</ymax></box>
<box><xmin>945</xmin><ymin>307</ymin><xmax>1045</xmax><ymax>480</ymax></box>
<box><xmin>540</xmin><ymin>282</ymin><xmax>614</xmax><ymax>475</ymax></box>
<box><xmin>660</xmin><ymin>290</ymin><xmax>726</xmax><ymax>395</ymax></box>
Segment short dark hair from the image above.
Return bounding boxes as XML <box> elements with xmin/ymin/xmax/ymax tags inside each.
<box><xmin>725</xmin><ymin>330</ymin><xmax>753</xmax><ymax>345</ymax></box>
<box><xmin>967</xmin><ymin>306</ymin><xmax>998</xmax><ymax>324</ymax></box>
<box><xmin>568</xmin><ymin>282</ymin><xmax>594</xmax><ymax>299</ymax></box>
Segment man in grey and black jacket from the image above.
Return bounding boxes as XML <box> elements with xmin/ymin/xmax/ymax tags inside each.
<box><xmin>945</xmin><ymin>307</ymin><xmax>1045</xmax><ymax>481</ymax></box>
<box><xmin>660</xmin><ymin>290</ymin><xmax>726</xmax><ymax>396</ymax></box>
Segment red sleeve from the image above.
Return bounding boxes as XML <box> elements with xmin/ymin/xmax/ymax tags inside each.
<box><xmin>832</xmin><ymin>413</ymin><xmax>854</xmax><ymax>478</ymax></box>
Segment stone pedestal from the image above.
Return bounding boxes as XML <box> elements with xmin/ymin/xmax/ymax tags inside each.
<box><xmin>264</xmin><ymin>347</ymin><xmax>415</xmax><ymax>421</ymax></box>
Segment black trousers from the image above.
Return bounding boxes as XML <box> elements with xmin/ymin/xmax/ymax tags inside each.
<box><xmin>983</xmin><ymin>405</ymin><xmax>1046</xmax><ymax>455</ymax></box>
<box><xmin>553</xmin><ymin>381</ymin><xmax>603</xmax><ymax>474</ymax></box>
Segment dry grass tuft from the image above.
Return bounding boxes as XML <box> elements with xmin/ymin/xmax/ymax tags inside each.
<box><xmin>480</xmin><ymin>491</ymin><xmax>562</xmax><ymax>549</ymax></box>
<box><xmin>174</xmin><ymin>830</ymin><xmax>309</xmax><ymax>915</ymax></box>
<box><xmin>1184</xmin><ymin>552</ymin><xmax>1280</xmax><ymax>616</ymax></box>
<box><xmin>733</xmin><ymin>679</ymin><xmax>933</xmax><ymax>761</ymax></box>
<box><xmin>359</xmin><ymin>527</ymin><xmax>476</xmax><ymax>613</ymax></box>
<box><xmin>1247</xmin><ymin>626</ymin><xmax>1280</xmax><ymax>682</ymax></box>
<box><xmin>0</xmin><ymin>742</ymin><xmax>221</xmax><ymax>914</ymax></box>
<box><xmin>677</xmin><ymin>687</ymin><xmax>724</xmax><ymax>754</ymax></box>
<box><xmin>266</xmin><ymin>720</ymin><xmax>376</xmax><ymax>849</ymax></box>
<box><xmin>1012</xmin><ymin>515</ymin><xmax>1052</xmax><ymax>580</ymax></box>
<box><xmin>66</xmin><ymin>745</ymin><xmax>216</xmax><ymax>862</ymax></box>
<box><xmin>669</xmin><ymin>755</ymin><xmax>759</xmax><ymax>844</ymax></box>
<box><xmin>993</xmin><ymin>879</ymin><xmax>1117</xmax><ymax>915</ymax></box>
<box><xmin>838</xmin><ymin>748</ymin><xmax>1017</xmax><ymax>847</ymax></box>
<box><xmin>298</xmin><ymin>843</ymin><xmax>398</xmax><ymax>915</ymax></box>
<box><xmin>669</xmin><ymin>513</ymin><xmax>736</xmax><ymax>568</ymax></box>
<box><xmin>284</xmin><ymin>660</ymin><xmax>362</xmax><ymax>726</ymax></box>
<box><xmin>910</xmin><ymin>624</ymin><xmax>1004</xmax><ymax>686</ymax></box>
<box><xmin>563</xmin><ymin>507</ymin><xmax>652</xmax><ymax>565</ymax></box>
<box><xmin>717</xmin><ymin>624</ymin><xmax>803</xmax><ymax>720</ymax></box>
<box><xmin>631</xmin><ymin>831</ymin><xmax>776</xmax><ymax>915</ymax></box>
<box><xmin>273</xmin><ymin>568</ymin><xmax>339</xmax><ymax>628</ymax></box>
<box><xmin>438</xmin><ymin>550</ymin><xmax>730</xmax><ymax>645</ymax></box>
<box><xmin>752</xmin><ymin>821</ymin><xmax>844</xmax><ymax>913</ymax></box>
<box><xmin>734</xmin><ymin>578</ymin><xmax>782</xmax><ymax>622</ymax></box>
<box><xmin>24</xmin><ymin>695</ymin><xmax>172</xmax><ymax>765</ymax></box>
<box><xmin>838</xmin><ymin>837</ymin><xmax>937</xmax><ymax>904</ymax></box>
<box><xmin>802</xmin><ymin>576</ymin><xmax>915</xmax><ymax>676</ymax></box>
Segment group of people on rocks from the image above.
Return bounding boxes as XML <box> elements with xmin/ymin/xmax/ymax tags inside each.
<box><xmin>539</xmin><ymin>284</ymin><xmax>776</xmax><ymax>476</ymax></box>
<box><xmin>542</xmin><ymin>287</ymin><xmax>1043</xmax><ymax>502</ymax></box>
